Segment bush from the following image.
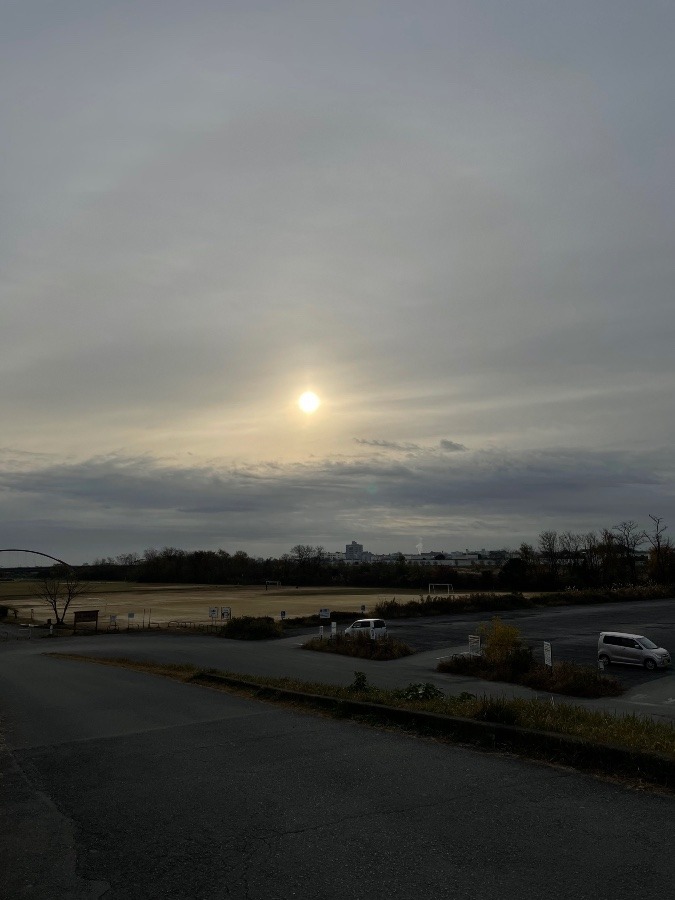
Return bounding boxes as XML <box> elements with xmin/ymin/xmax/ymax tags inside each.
<box><xmin>302</xmin><ymin>633</ymin><xmax>414</xmax><ymax>660</ymax></box>
<box><xmin>348</xmin><ymin>671</ymin><xmax>371</xmax><ymax>693</ymax></box>
<box><xmin>471</xmin><ymin>698</ymin><xmax>521</xmax><ymax>726</ymax></box>
<box><xmin>392</xmin><ymin>682</ymin><xmax>445</xmax><ymax>701</ymax></box>
<box><xmin>438</xmin><ymin>651</ymin><xmax>534</xmax><ymax>684</ymax></box>
<box><xmin>282</xmin><ymin>610</ymin><xmax>363</xmax><ymax>627</ymax></box>
<box><xmin>373</xmin><ymin>593</ymin><xmax>531</xmax><ymax>618</ymax></box>
<box><xmin>437</xmin><ymin>640</ymin><xmax>624</xmax><ymax>698</ymax></box>
<box><xmin>479</xmin><ymin>617</ymin><xmax>524</xmax><ymax>664</ymax></box>
<box><xmin>521</xmin><ymin>662</ymin><xmax>623</xmax><ymax>698</ymax></box>
<box><xmin>529</xmin><ymin>584</ymin><xmax>675</xmax><ymax>606</ymax></box>
<box><xmin>220</xmin><ymin>616</ymin><xmax>283</xmax><ymax>640</ymax></box>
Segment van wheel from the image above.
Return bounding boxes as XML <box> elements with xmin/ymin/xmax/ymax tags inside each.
<box><xmin>644</xmin><ymin>658</ymin><xmax>657</xmax><ymax>671</ymax></box>
<box><xmin>598</xmin><ymin>654</ymin><xmax>610</xmax><ymax>667</ymax></box>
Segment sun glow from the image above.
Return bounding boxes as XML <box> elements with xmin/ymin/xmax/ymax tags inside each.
<box><xmin>298</xmin><ymin>391</ymin><xmax>321</xmax><ymax>414</ymax></box>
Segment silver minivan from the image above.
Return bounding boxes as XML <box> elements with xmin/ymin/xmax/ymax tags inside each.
<box><xmin>598</xmin><ymin>632</ymin><xmax>671</xmax><ymax>671</ymax></box>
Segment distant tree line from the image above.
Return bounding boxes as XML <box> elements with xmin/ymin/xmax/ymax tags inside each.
<box><xmin>74</xmin><ymin>516</ymin><xmax>675</xmax><ymax>592</ymax></box>
<box><xmin>499</xmin><ymin>517</ymin><xmax>675</xmax><ymax>591</ymax></box>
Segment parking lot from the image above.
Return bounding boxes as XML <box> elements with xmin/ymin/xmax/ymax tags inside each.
<box><xmin>385</xmin><ymin>596</ymin><xmax>675</xmax><ymax>689</ymax></box>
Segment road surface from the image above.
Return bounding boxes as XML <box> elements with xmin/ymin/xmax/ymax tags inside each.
<box><xmin>1</xmin><ymin>603</ymin><xmax>674</xmax><ymax>899</ymax></box>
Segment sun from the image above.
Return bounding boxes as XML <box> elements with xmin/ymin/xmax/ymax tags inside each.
<box><xmin>298</xmin><ymin>391</ymin><xmax>321</xmax><ymax>414</ymax></box>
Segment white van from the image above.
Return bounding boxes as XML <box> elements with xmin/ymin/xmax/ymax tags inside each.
<box><xmin>344</xmin><ymin>618</ymin><xmax>387</xmax><ymax>639</ymax></box>
<box><xmin>598</xmin><ymin>632</ymin><xmax>671</xmax><ymax>671</ymax></box>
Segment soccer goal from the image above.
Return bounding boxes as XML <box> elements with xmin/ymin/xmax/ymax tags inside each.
<box><xmin>428</xmin><ymin>583</ymin><xmax>453</xmax><ymax>595</ymax></box>
<box><xmin>265</xmin><ymin>580</ymin><xmax>281</xmax><ymax>590</ymax></box>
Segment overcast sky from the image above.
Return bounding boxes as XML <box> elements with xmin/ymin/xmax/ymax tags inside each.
<box><xmin>2</xmin><ymin>1</ymin><xmax>674</xmax><ymax>565</ymax></box>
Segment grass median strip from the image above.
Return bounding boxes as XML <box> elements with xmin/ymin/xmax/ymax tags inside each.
<box><xmin>48</xmin><ymin>653</ymin><xmax>675</xmax><ymax>789</ymax></box>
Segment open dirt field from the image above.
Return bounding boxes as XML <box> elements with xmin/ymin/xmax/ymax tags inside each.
<box><xmin>0</xmin><ymin>582</ymin><xmax>426</xmax><ymax>626</ymax></box>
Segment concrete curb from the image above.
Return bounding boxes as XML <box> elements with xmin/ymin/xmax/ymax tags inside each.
<box><xmin>195</xmin><ymin>672</ymin><xmax>675</xmax><ymax>790</ymax></box>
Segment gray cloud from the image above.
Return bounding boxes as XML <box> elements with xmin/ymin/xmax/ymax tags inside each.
<box><xmin>439</xmin><ymin>440</ymin><xmax>467</xmax><ymax>453</ymax></box>
<box><xmin>1</xmin><ymin>445</ymin><xmax>672</xmax><ymax>563</ymax></box>
<box><xmin>354</xmin><ymin>439</ymin><xmax>422</xmax><ymax>452</ymax></box>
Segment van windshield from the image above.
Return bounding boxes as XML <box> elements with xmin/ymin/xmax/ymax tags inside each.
<box><xmin>637</xmin><ymin>638</ymin><xmax>658</xmax><ymax>650</ymax></box>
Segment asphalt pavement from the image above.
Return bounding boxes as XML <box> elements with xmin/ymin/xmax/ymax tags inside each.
<box><xmin>1</xmin><ymin>599</ymin><xmax>675</xmax><ymax>899</ymax></box>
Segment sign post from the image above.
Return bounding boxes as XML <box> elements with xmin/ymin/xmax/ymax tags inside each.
<box><xmin>73</xmin><ymin>610</ymin><xmax>99</xmax><ymax>635</ymax></box>
<box><xmin>544</xmin><ymin>641</ymin><xmax>553</xmax><ymax>669</ymax></box>
<box><xmin>468</xmin><ymin>634</ymin><xmax>481</xmax><ymax>656</ymax></box>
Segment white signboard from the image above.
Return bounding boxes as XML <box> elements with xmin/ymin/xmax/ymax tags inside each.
<box><xmin>209</xmin><ymin>607</ymin><xmax>218</xmax><ymax>619</ymax></box>
<box><xmin>544</xmin><ymin>641</ymin><xmax>553</xmax><ymax>668</ymax></box>
<box><xmin>319</xmin><ymin>608</ymin><xmax>330</xmax><ymax>619</ymax></box>
<box><xmin>468</xmin><ymin>634</ymin><xmax>481</xmax><ymax>655</ymax></box>
<box><xmin>220</xmin><ymin>607</ymin><xmax>231</xmax><ymax>620</ymax></box>
<box><xmin>331</xmin><ymin>621</ymin><xmax>337</xmax><ymax>635</ymax></box>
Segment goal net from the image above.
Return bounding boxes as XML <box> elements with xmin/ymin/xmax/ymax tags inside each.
<box><xmin>428</xmin><ymin>583</ymin><xmax>453</xmax><ymax>595</ymax></box>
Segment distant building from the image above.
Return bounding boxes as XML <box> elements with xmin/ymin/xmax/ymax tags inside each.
<box><xmin>329</xmin><ymin>543</ymin><xmax>519</xmax><ymax>568</ymax></box>
<box><xmin>345</xmin><ymin>541</ymin><xmax>364</xmax><ymax>561</ymax></box>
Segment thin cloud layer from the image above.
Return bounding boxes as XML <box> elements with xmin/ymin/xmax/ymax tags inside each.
<box><xmin>1</xmin><ymin>3</ymin><xmax>674</xmax><ymax>562</ymax></box>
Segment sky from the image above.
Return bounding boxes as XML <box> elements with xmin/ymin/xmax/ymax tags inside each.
<box><xmin>2</xmin><ymin>1</ymin><xmax>675</xmax><ymax>565</ymax></box>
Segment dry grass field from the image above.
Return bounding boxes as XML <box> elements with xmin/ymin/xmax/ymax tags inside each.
<box><xmin>0</xmin><ymin>581</ymin><xmax>425</xmax><ymax>626</ymax></box>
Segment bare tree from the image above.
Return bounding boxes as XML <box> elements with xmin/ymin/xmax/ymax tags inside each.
<box><xmin>612</xmin><ymin>520</ymin><xmax>647</xmax><ymax>582</ymax></box>
<box><xmin>559</xmin><ymin>531</ymin><xmax>583</xmax><ymax>581</ymax></box>
<box><xmin>291</xmin><ymin>544</ymin><xmax>314</xmax><ymax>565</ymax></box>
<box><xmin>37</xmin><ymin>567</ymin><xmax>91</xmax><ymax>625</ymax></box>
<box><xmin>581</xmin><ymin>531</ymin><xmax>602</xmax><ymax>586</ymax></box>
<box><xmin>538</xmin><ymin>530</ymin><xmax>560</xmax><ymax>585</ymax></box>
<box><xmin>646</xmin><ymin>515</ymin><xmax>672</xmax><ymax>582</ymax></box>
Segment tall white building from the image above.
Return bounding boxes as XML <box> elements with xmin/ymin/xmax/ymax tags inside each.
<box><xmin>345</xmin><ymin>541</ymin><xmax>364</xmax><ymax>561</ymax></box>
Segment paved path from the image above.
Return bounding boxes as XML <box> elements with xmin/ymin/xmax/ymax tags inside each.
<box><xmin>5</xmin><ymin>622</ymin><xmax>675</xmax><ymax>722</ymax></box>
<box><xmin>1</xmin><ymin>633</ymin><xmax>674</xmax><ymax>899</ymax></box>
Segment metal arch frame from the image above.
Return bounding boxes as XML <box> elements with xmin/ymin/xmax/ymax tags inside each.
<box><xmin>0</xmin><ymin>548</ymin><xmax>72</xmax><ymax>568</ymax></box>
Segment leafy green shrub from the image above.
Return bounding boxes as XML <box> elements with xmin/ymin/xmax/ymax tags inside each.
<box><xmin>302</xmin><ymin>633</ymin><xmax>414</xmax><ymax>660</ymax></box>
<box><xmin>220</xmin><ymin>616</ymin><xmax>283</xmax><ymax>640</ymax></box>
